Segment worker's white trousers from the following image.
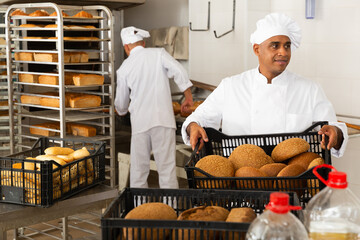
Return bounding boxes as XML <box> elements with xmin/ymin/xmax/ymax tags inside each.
<box><xmin>130</xmin><ymin>126</ymin><xmax>179</xmax><ymax>189</ymax></box>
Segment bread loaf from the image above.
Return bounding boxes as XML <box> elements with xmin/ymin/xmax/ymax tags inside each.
<box><xmin>288</xmin><ymin>152</ymin><xmax>322</xmax><ymax>170</ymax></box>
<box><xmin>234</xmin><ymin>166</ymin><xmax>271</xmax><ymax>189</ymax></box>
<box><xmin>229</xmin><ymin>144</ymin><xmax>273</xmax><ymax>170</ymax></box>
<box><xmin>23</xmin><ymin>36</ymin><xmax>46</xmax><ymax>39</ymax></box>
<box><xmin>259</xmin><ymin>163</ymin><xmax>287</xmax><ymax>177</ymax></box>
<box><xmin>19</xmin><ymin>24</ymin><xmax>42</xmax><ymax>28</ymax></box>
<box><xmin>73</xmin><ymin>11</ymin><xmax>93</xmax><ymax>18</ymax></box>
<box><xmin>73</xmin><ymin>74</ymin><xmax>104</xmax><ymax>86</ymax></box>
<box><xmin>10</xmin><ymin>9</ymin><xmax>28</xmax><ymax>16</ymax></box>
<box><xmin>44</xmin><ymin>147</ymin><xmax>74</xmax><ymax>156</ymax></box>
<box><xmin>29</xmin><ymin>10</ymin><xmax>49</xmax><ymax>17</ymax></box>
<box><xmin>307</xmin><ymin>158</ymin><xmax>325</xmax><ymax>196</ymax></box>
<box><xmin>36</xmin><ymin>155</ymin><xmax>67</xmax><ymax>168</ymax></box>
<box><xmin>176</xmin><ymin>206</ymin><xmax>229</xmax><ymax>240</ymax></box>
<box><xmin>224</xmin><ymin>207</ymin><xmax>257</xmax><ymax>240</ymax></box>
<box><xmin>19</xmin><ymin>74</ymin><xmax>39</xmax><ymax>83</ymax></box>
<box><xmin>68</xmin><ymin>123</ymin><xmax>96</xmax><ymax>137</ymax></box>
<box><xmin>21</xmin><ymin>93</ymin><xmax>57</xmax><ymax>105</ymax></box>
<box><xmin>30</xmin><ymin>122</ymin><xmax>60</xmax><ymax>136</ymax></box>
<box><xmin>194</xmin><ymin>155</ymin><xmax>234</xmax><ymax>188</ymax></box>
<box><xmin>69</xmin><ymin>94</ymin><xmax>101</xmax><ymax>108</ymax></box>
<box><xmin>172</xmin><ymin>102</ymin><xmax>181</xmax><ymax>115</ymax></box>
<box><xmin>39</xmin><ymin>73</ymin><xmax>74</xmax><ymax>85</ymax></box>
<box><xmin>34</xmin><ymin>53</ymin><xmax>58</xmax><ymax>62</ymax></box>
<box><xmin>70</xmin><ymin>147</ymin><xmax>90</xmax><ymax>160</ymax></box>
<box><xmin>15</xmin><ymin>52</ymin><xmax>34</xmax><ymax>61</ymax></box>
<box><xmin>124</xmin><ymin>202</ymin><xmax>177</xmax><ymax>240</ymax></box>
<box><xmin>44</xmin><ymin>24</ymin><xmax>58</xmax><ymax>28</ymax></box>
<box><xmin>50</xmin><ymin>11</ymin><xmax>69</xmax><ymax>17</ymax></box>
<box><xmin>271</xmin><ymin>138</ymin><xmax>310</xmax><ymax>162</ymax></box>
<box><xmin>78</xmin><ymin>52</ymin><xmax>89</xmax><ymax>62</ymax></box>
<box><xmin>276</xmin><ymin>164</ymin><xmax>306</xmax><ymax>197</ymax></box>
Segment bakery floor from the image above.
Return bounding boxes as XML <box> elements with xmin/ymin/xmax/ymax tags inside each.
<box><xmin>5</xmin><ymin>125</ymin><xmax>190</xmax><ymax>240</ymax></box>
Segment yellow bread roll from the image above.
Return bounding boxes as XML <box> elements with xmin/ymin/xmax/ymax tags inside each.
<box><xmin>35</xmin><ymin>155</ymin><xmax>67</xmax><ymax>169</ymax></box>
<box><xmin>229</xmin><ymin>144</ymin><xmax>273</xmax><ymax>170</ymax></box>
<box><xmin>288</xmin><ymin>152</ymin><xmax>323</xmax><ymax>170</ymax></box>
<box><xmin>44</xmin><ymin>147</ymin><xmax>74</xmax><ymax>155</ymax></box>
<box><xmin>259</xmin><ymin>163</ymin><xmax>287</xmax><ymax>177</ymax></box>
<box><xmin>56</xmin><ymin>154</ymin><xmax>74</xmax><ymax>163</ymax></box>
<box><xmin>70</xmin><ymin>147</ymin><xmax>90</xmax><ymax>160</ymax></box>
<box><xmin>124</xmin><ymin>202</ymin><xmax>177</xmax><ymax>240</ymax></box>
<box><xmin>271</xmin><ymin>138</ymin><xmax>310</xmax><ymax>162</ymax></box>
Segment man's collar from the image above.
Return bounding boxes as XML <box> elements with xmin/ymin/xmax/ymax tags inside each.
<box><xmin>255</xmin><ymin>66</ymin><xmax>288</xmax><ymax>85</ymax></box>
<box><xmin>129</xmin><ymin>46</ymin><xmax>144</xmax><ymax>55</ymax></box>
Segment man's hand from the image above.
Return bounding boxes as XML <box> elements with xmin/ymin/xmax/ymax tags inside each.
<box><xmin>181</xmin><ymin>88</ymin><xmax>193</xmax><ymax>113</ymax></box>
<box><xmin>318</xmin><ymin>125</ymin><xmax>344</xmax><ymax>150</ymax></box>
<box><xmin>186</xmin><ymin>122</ymin><xmax>208</xmax><ymax>152</ymax></box>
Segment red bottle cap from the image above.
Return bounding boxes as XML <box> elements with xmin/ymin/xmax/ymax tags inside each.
<box><xmin>313</xmin><ymin>164</ymin><xmax>348</xmax><ymax>189</ymax></box>
<box><xmin>328</xmin><ymin>171</ymin><xmax>348</xmax><ymax>188</ymax></box>
<box><xmin>266</xmin><ymin>192</ymin><xmax>302</xmax><ymax>214</ymax></box>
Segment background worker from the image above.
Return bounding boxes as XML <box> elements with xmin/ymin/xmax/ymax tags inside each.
<box><xmin>115</xmin><ymin>26</ymin><xmax>193</xmax><ymax>189</ymax></box>
<box><xmin>182</xmin><ymin>13</ymin><xmax>348</xmax><ymax>157</ymax></box>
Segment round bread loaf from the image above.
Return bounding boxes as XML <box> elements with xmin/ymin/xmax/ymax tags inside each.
<box><xmin>271</xmin><ymin>138</ymin><xmax>310</xmax><ymax>162</ymax></box>
<box><xmin>229</xmin><ymin>144</ymin><xmax>273</xmax><ymax>170</ymax></box>
<box><xmin>176</xmin><ymin>206</ymin><xmax>229</xmax><ymax>240</ymax></box>
<box><xmin>172</xmin><ymin>101</ymin><xmax>181</xmax><ymax>115</ymax></box>
<box><xmin>124</xmin><ymin>202</ymin><xmax>177</xmax><ymax>240</ymax></box>
<box><xmin>235</xmin><ymin>166</ymin><xmax>271</xmax><ymax>189</ymax></box>
<box><xmin>288</xmin><ymin>152</ymin><xmax>322</xmax><ymax>170</ymax></box>
<box><xmin>224</xmin><ymin>207</ymin><xmax>257</xmax><ymax>240</ymax></box>
<box><xmin>195</xmin><ymin>155</ymin><xmax>234</xmax><ymax>188</ymax></box>
<box><xmin>307</xmin><ymin>157</ymin><xmax>325</xmax><ymax>170</ymax></box>
<box><xmin>276</xmin><ymin>164</ymin><xmax>306</xmax><ymax>198</ymax></box>
<box><xmin>10</xmin><ymin>9</ymin><xmax>28</xmax><ymax>16</ymax></box>
<box><xmin>259</xmin><ymin>163</ymin><xmax>287</xmax><ymax>177</ymax></box>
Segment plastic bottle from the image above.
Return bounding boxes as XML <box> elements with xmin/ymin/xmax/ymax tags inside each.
<box><xmin>304</xmin><ymin>164</ymin><xmax>360</xmax><ymax>240</ymax></box>
<box><xmin>246</xmin><ymin>192</ymin><xmax>308</xmax><ymax>240</ymax></box>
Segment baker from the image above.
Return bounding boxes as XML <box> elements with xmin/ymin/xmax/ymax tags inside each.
<box><xmin>182</xmin><ymin>13</ymin><xmax>348</xmax><ymax>157</ymax></box>
<box><xmin>115</xmin><ymin>26</ymin><xmax>193</xmax><ymax>188</ymax></box>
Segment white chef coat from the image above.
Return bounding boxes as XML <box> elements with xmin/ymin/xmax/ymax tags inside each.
<box><xmin>115</xmin><ymin>46</ymin><xmax>193</xmax><ymax>134</ymax></box>
<box><xmin>182</xmin><ymin>68</ymin><xmax>348</xmax><ymax>158</ymax></box>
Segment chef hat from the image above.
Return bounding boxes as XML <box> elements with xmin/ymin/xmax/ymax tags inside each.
<box><xmin>250</xmin><ymin>13</ymin><xmax>301</xmax><ymax>50</ymax></box>
<box><xmin>121</xmin><ymin>26</ymin><xmax>150</xmax><ymax>45</ymax></box>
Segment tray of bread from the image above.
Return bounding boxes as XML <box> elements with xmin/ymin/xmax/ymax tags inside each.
<box><xmin>184</xmin><ymin>121</ymin><xmax>331</xmax><ymax>207</ymax></box>
<box><xmin>101</xmin><ymin>188</ymin><xmax>302</xmax><ymax>240</ymax></box>
<box><xmin>0</xmin><ymin>136</ymin><xmax>106</xmax><ymax>207</ymax></box>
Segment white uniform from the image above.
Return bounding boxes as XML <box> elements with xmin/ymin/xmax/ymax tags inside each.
<box><xmin>182</xmin><ymin>68</ymin><xmax>348</xmax><ymax>158</ymax></box>
<box><xmin>115</xmin><ymin>46</ymin><xmax>192</xmax><ymax>188</ymax></box>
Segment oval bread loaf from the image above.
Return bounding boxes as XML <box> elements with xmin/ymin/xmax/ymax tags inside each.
<box><xmin>271</xmin><ymin>138</ymin><xmax>310</xmax><ymax>162</ymax></box>
<box><xmin>259</xmin><ymin>163</ymin><xmax>287</xmax><ymax>177</ymax></box>
<box><xmin>44</xmin><ymin>147</ymin><xmax>74</xmax><ymax>155</ymax></box>
<box><xmin>70</xmin><ymin>147</ymin><xmax>90</xmax><ymax>160</ymax></box>
<box><xmin>288</xmin><ymin>152</ymin><xmax>322</xmax><ymax>170</ymax></box>
<box><xmin>307</xmin><ymin>157</ymin><xmax>325</xmax><ymax>170</ymax></box>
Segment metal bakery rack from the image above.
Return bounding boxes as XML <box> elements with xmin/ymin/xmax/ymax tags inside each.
<box><xmin>5</xmin><ymin>3</ymin><xmax>116</xmax><ymax>187</ymax></box>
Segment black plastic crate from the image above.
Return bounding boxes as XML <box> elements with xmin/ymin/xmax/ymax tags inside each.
<box><xmin>101</xmin><ymin>188</ymin><xmax>302</xmax><ymax>240</ymax></box>
<box><xmin>185</xmin><ymin>121</ymin><xmax>331</xmax><ymax>206</ymax></box>
<box><xmin>0</xmin><ymin>137</ymin><xmax>106</xmax><ymax>207</ymax></box>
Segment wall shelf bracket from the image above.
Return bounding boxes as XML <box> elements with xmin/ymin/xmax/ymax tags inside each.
<box><xmin>214</xmin><ymin>0</ymin><xmax>236</xmax><ymax>38</ymax></box>
<box><xmin>189</xmin><ymin>1</ymin><xmax>210</xmax><ymax>31</ymax></box>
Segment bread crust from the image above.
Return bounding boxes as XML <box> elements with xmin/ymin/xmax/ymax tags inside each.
<box><xmin>229</xmin><ymin>144</ymin><xmax>273</xmax><ymax>170</ymax></box>
<box><xmin>73</xmin><ymin>11</ymin><xmax>93</xmax><ymax>18</ymax></box>
<box><xmin>288</xmin><ymin>152</ymin><xmax>322</xmax><ymax>170</ymax></box>
<box><xmin>29</xmin><ymin>10</ymin><xmax>49</xmax><ymax>17</ymax></box>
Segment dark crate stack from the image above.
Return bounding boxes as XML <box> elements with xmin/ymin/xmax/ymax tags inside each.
<box><xmin>101</xmin><ymin>188</ymin><xmax>302</xmax><ymax>240</ymax></box>
<box><xmin>0</xmin><ymin>137</ymin><xmax>106</xmax><ymax>207</ymax></box>
<box><xmin>185</xmin><ymin>121</ymin><xmax>331</xmax><ymax>206</ymax></box>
